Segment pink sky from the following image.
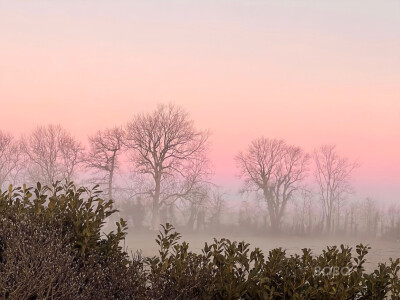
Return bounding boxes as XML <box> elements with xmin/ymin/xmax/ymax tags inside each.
<box><xmin>1</xmin><ymin>0</ymin><xmax>399</xmax><ymax>202</ymax></box>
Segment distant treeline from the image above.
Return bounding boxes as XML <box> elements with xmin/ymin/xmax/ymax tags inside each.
<box><xmin>0</xmin><ymin>103</ymin><xmax>398</xmax><ymax>238</ymax></box>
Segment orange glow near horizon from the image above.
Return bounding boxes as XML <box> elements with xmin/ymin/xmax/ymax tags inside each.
<box><xmin>0</xmin><ymin>1</ymin><xmax>399</xmax><ymax>202</ymax></box>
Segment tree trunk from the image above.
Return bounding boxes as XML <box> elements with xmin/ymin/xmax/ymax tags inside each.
<box><xmin>151</xmin><ymin>175</ymin><xmax>161</xmax><ymax>230</ymax></box>
<box><xmin>151</xmin><ymin>201</ymin><xmax>160</xmax><ymax>231</ymax></box>
<box><xmin>109</xmin><ymin>170</ymin><xmax>113</xmax><ymax>201</ymax></box>
<box><xmin>109</xmin><ymin>153</ymin><xmax>117</xmax><ymax>201</ymax></box>
<box><xmin>269</xmin><ymin>208</ymin><xmax>280</xmax><ymax>234</ymax></box>
<box><xmin>187</xmin><ymin>204</ymin><xmax>197</xmax><ymax>231</ymax></box>
<box><xmin>107</xmin><ymin>159</ymin><xmax>116</xmax><ymax>226</ymax></box>
<box><xmin>336</xmin><ymin>203</ymin><xmax>340</xmax><ymax>233</ymax></box>
<box><xmin>264</xmin><ymin>188</ymin><xmax>280</xmax><ymax>234</ymax></box>
<box><xmin>326</xmin><ymin>213</ymin><xmax>332</xmax><ymax>234</ymax></box>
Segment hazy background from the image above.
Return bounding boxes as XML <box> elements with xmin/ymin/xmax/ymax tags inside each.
<box><xmin>1</xmin><ymin>0</ymin><xmax>399</xmax><ymax>204</ymax></box>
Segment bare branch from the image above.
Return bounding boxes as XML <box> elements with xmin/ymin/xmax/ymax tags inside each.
<box><xmin>21</xmin><ymin>124</ymin><xmax>84</xmax><ymax>185</ymax></box>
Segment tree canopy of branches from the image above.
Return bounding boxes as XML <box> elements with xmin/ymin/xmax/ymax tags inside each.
<box><xmin>0</xmin><ymin>130</ymin><xmax>22</xmax><ymax>188</ymax></box>
<box><xmin>22</xmin><ymin>124</ymin><xmax>84</xmax><ymax>185</ymax></box>
<box><xmin>125</xmin><ymin>103</ymin><xmax>209</xmax><ymax>230</ymax></box>
<box><xmin>313</xmin><ymin>144</ymin><xmax>358</xmax><ymax>233</ymax></box>
<box><xmin>85</xmin><ymin>126</ymin><xmax>124</xmax><ymax>200</ymax></box>
<box><xmin>236</xmin><ymin>137</ymin><xmax>309</xmax><ymax>233</ymax></box>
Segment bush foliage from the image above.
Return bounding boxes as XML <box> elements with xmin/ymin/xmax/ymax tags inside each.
<box><xmin>1</xmin><ymin>182</ymin><xmax>400</xmax><ymax>299</ymax></box>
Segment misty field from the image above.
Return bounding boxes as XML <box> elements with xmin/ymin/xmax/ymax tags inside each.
<box><xmin>126</xmin><ymin>230</ymin><xmax>400</xmax><ymax>272</ymax></box>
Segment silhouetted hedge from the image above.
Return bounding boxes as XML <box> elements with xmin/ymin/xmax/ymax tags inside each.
<box><xmin>1</xmin><ymin>182</ymin><xmax>400</xmax><ymax>299</ymax></box>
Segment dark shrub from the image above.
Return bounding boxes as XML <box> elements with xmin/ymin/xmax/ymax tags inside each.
<box><xmin>0</xmin><ymin>182</ymin><xmax>147</xmax><ymax>300</ymax></box>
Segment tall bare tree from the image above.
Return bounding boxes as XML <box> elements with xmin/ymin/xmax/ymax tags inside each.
<box><xmin>0</xmin><ymin>130</ymin><xmax>22</xmax><ymax>188</ymax></box>
<box><xmin>313</xmin><ymin>145</ymin><xmax>358</xmax><ymax>233</ymax></box>
<box><xmin>22</xmin><ymin>124</ymin><xmax>84</xmax><ymax>185</ymax></box>
<box><xmin>125</xmin><ymin>103</ymin><xmax>209</xmax><ymax>230</ymax></box>
<box><xmin>236</xmin><ymin>137</ymin><xmax>309</xmax><ymax>233</ymax></box>
<box><xmin>85</xmin><ymin>126</ymin><xmax>124</xmax><ymax>201</ymax></box>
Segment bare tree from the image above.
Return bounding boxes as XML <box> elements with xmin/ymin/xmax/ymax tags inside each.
<box><xmin>22</xmin><ymin>124</ymin><xmax>84</xmax><ymax>185</ymax></box>
<box><xmin>236</xmin><ymin>137</ymin><xmax>309</xmax><ymax>233</ymax></box>
<box><xmin>85</xmin><ymin>126</ymin><xmax>124</xmax><ymax>200</ymax></box>
<box><xmin>0</xmin><ymin>130</ymin><xmax>22</xmax><ymax>188</ymax></box>
<box><xmin>360</xmin><ymin>197</ymin><xmax>380</xmax><ymax>237</ymax></box>
<box><xmin>347</xmin><ymin>199</ymin><xmax>361</xmax><ymax>236</ymax></box>
<box><xmin>293</xmin><ymin>189</ymin><xmax>315</xmax><ymax>235</ymax></box>
<box><xmin>313</xmin><ymin>145</ymin><xmax>358</xmax><ymax>233</ymax></box>
<box><xmin>385</xmin><ymin>203</ymin><xmax>400</xmax><ymax>238</ymax></box>
<box><xmin>207</xmin><ymin>187</ymin><xmax>226</xmax><ymax>230</ymax></box>
<box><xmin>125</xmin><ymin>103</ymin><xmax>209</xmax><ymax>230</ymax></box>
<box><xmin>184</xmin><ymin>187</ymin><xmax>208</xmax><ymax>232</ymax></box>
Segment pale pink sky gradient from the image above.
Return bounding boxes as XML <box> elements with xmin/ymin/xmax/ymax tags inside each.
<box><xmin>1</xmin><ymin>0</ymin><xmax>399</xmax><ymax>201</ymax></box>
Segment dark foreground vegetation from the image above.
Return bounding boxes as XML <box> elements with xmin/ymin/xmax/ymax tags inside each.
<box><xmin>1</xmin><ymin>182</ymin><xmax>400</xmax><ymax>300</ymax></box>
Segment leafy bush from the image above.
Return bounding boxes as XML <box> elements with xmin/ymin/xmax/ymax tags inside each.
<box><xmin>1</xmin><ymin>182</ymin><xmax>400</xmax><ymax>299</ymax></box>
<box><xmin>0</xmin><ymin>182</ymin><xmax>147</xmax><ymax>300</ymax></box>
<box><xmin>148</xmin><ymin>224</ymin><xmax>400</xmax><ymax>299</ymax></box>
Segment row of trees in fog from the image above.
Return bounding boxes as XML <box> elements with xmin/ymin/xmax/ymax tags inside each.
<box><xmin>0</xmin><ymin>103</ymin><xmax>397</xmax><ymax>237</ymax></box>
<box><xmin>0</xmin><ymin>104</ymin><xmax>210</xmax><ymax>231</ymax></box>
